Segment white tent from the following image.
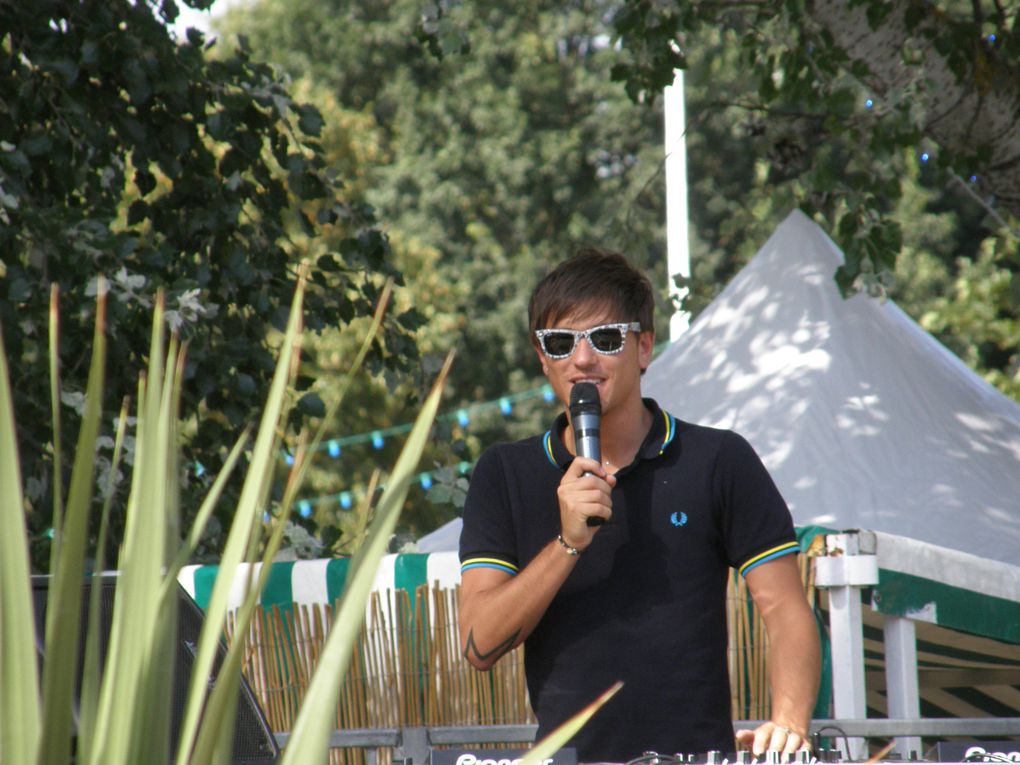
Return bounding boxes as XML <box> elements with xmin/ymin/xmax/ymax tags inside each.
<box><xmin>643</xmin><ymin>209</ymin><xmax>1020</xmax><ymax>567</ymax></box>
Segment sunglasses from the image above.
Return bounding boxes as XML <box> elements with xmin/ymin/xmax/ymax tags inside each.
<box><xmin>534</xmin><ymin>322</ymin><xmax>642</xmax><ymax>359</ymax></box>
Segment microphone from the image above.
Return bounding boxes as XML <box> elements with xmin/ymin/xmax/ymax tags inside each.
<box><xmin>569</xmin><ymin>382</ymin><xmax>605</xmax><ymax>527</ymax></box>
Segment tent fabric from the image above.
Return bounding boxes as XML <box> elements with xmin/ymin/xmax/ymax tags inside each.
<box><xmin>416</xmin><ymin>518</ymin><xmax>463</xmax><ymax>553</ymax></box>
<box><xmin>643</xmin><ymin>209</ymin><xmax>1020</xmax><ymax>567</ymax></box>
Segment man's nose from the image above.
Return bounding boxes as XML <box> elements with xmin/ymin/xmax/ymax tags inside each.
<box><xmin>572</xmin><ymin>336</ymin><xmax>598</xmax><ymax>365</ymax></box>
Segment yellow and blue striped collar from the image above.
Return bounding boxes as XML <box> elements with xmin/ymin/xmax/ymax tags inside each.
<box><xmin>542</xmin><ymin>399</ymin><xmax>678</xmax><ymax>469</ymax></box>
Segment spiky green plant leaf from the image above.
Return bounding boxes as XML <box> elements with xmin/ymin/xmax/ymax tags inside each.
<box><xmin>278</xmin><ymin>352</ymin><xmax>453</xmax><ymax>765</ymax></box>
<box><xmin>0</xmin><ymin>307</ymin><xmax>41</xmax><ymax>765</ymax></box>
<box><xmin>175</xmin><ymin>275</ymin><xmax>308</xmax><ymax>765</ymax></box>
<box><xmin>1</xmin><ymin>270</ymin><xmax>450</xmax><ymax>765</ymax></box>
<box><xmin>39</xmin><ymin>282</ymin><xmax>108</xmax><ymax>765</ymax></box>
<box><xmin>518</xmin><ymin>681</ymin><xmax>623</xmax><ymax>765</ymax></box>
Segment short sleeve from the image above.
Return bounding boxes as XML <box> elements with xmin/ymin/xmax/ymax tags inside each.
<box><xmin>459</xmin><ymin>446</ymin><xmax>521</xmax><ymax>577</ymax></box>
<box><xmin>714</xmin><ymin>431</ymin><xmax>799</xmax><ymax>576</ymax></box>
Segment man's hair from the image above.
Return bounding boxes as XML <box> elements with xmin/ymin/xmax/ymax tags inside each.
<box><xmin>528</xmin><ymin>248</ymin><xmax>655</xmax><ymax>334</ymax></box>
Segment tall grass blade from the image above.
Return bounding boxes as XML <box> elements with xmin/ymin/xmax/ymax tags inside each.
<box><xmin>161</xmin><ymin>424</ymin><xmax>252</xmax><ymax>592</ymax></box>
<box><xmin>48</xmin><ymin>284</ymin><xmax>64</xmax><ymax>571</ymax></box>
<box><xmin>177</xmin><ymin>276</ymin><xmax>307</xmax><ymax>765</ymax></box>
<box><xmin>278</xmin><ymin>352</ymin><xmax>453</xmax><ymax>765</ymax></box>
<box><xmin>0</xmin><ymin>316</ymin><xmax>42</xmax><ymax>765</ymax></box>
<box><xmin>517</xmin><ymin>681</ymin><xmax>623</xmax><ymax>765</ymax></box>
<box><xmin>39</xmin><ymin>283</ymin><xmax>108</xmax><ymax>765</ymax></box>
<box><xmin>284</xmin><ymin>279</ymin><xmax>393</xmax><ymax>507</ymax></box>
<box><xmin>86</xmin><ymin>297</ymin><xmax>175</xmax><ymax>764</ymax></box>
<box><xmin>77</xmin><ymin>396</ymin><xmax>130</xmax><ymax>765</ymax></box>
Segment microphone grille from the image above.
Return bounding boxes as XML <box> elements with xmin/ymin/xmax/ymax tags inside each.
<box><xmin>569</xmin><ymin>382</ymin><xmax>601</xmax><ymax>414</ymax></box>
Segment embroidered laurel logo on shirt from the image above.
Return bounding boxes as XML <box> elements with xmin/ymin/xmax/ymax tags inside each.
<box><xmin>670</xmin><ymin>511</ymin><xmax>688</xmax><ymax>527</ymax></box>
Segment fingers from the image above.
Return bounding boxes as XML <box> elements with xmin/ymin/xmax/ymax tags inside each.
<box><xmin>566</xmin><ymin>455</ymin><xmax>605</xmax><ymax>478</ymax></box>
<box><xmin>557</xmin><ymin>458</ymin><xmax>614</xmax><ymax>548</ymax></box>
<box><xmin>737</xmin><ymin>723</ymin><xmax>810</xmax><ymax>761</ymax></box>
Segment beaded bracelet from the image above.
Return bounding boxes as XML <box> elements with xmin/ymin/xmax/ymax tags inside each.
<box><xmin>556</xmin><ymin>533</ymin><xmax>581</xmax><ymax>556</ymax></box>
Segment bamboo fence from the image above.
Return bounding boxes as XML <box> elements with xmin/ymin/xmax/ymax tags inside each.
<box><xmin>225</xmin><ymin>560</ymin><xmax>819</xmax><ymax>764</ymax></box>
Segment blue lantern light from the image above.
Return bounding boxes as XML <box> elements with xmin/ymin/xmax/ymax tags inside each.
<box><xmin>865</xmin><ymin>98</ymin><xmax>874</xmax><ymax>109</ymax></box>
<box><xmin>542</xmin><ymin>385</ymin><xmax>555</xmax><ymax>402</ymax></box>
<box><xmin>372</xmin><ymin>431</ymin><xmax>384</xmax><ymax>450</ymax></box>
<box><xmin>340</xmin><ymin>491</ymin><xmax>353</xmax><ymax>509</ymax></box>
<box><xmin>299</xmin><ymin>500</ymin><xmax>312</xmax><ymax>518</ymax></box>
<box><xmin>457</xmin><ymin>409</ymin><xmax>470</xmax><ymax>427</ymax></box>
<box><xmin>328</xmin><ymin>440</ymin><xmax>341</xmax><ymax>458</ymax></box>
<box><xmin>420</xmin><ymin>473</ymin><xmax>433</xmax><ymax>490</ymax></box>
<box><xmin>499</xmin><ymin>397</ymin><xmax>512</xmax><ymax>415</ymax></box>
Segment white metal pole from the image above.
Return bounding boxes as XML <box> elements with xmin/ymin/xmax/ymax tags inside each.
<box><xmin>884</xmin><ymin>617</ymin><xmax>922</xmax><ymax>759</ymax></box>
<box><xmin>664</xmin><ymin>69</ymin><xmax>690</xmax><ymax>341</ymax></box>
<box><xmin>815</xmin><ymin>532</ymin><xmax>879</xmax><ymax>761</ymax></box>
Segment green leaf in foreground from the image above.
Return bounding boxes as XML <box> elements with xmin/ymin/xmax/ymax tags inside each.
<box><xmin>518</xmin><ymin>681</ymin><xmax>623</xmax><ymax>765</ymax></box>
<box><xmin>278</xmin><ymin>352</ymin><xmax>453</xmax><ymax>765</ymax></box>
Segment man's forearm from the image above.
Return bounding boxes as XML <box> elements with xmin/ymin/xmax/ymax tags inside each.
<box><xmin>458</xmin><ymin>538</ymin><xmax>579</xmax><ymax>670</ymax></box>
<box><xmin>767</xmin><ymin>611</ymin><xmax>821</xmax><ymax>734</ymax></box>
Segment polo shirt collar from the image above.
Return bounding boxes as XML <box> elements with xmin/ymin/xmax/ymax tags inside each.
<box><xmin>542</xmin><ymin>398</ymin><xmax>677</xmax><ymax>470</ymax></box>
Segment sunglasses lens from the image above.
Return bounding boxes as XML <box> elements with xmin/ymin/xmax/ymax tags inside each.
<box><xmin>542</xmin><ymin>332</ymin><xmax>577</xmax><ymax>357</ymax></box>
<box><xmin>589</xmin><ymin>327</ymin><xmax>625</xmax><ymax>352</ymax></box>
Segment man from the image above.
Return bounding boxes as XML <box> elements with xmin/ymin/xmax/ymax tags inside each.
<box><xmin>458</xmin><ymin>249</ymin><xmax>820</xmax><ymax>763</ymax></box>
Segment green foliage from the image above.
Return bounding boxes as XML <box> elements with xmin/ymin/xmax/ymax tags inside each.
<box><xmin>0</xmin><ymin>274</ymin><xmax>446</xmax><ymax>764</ymax></box>
<box><xmin>0</xmin><ymin>0</ymin><xmax>417</xmax><ymax>566</ymax></box>
<box><xmin>208</xmin><ymin>0</ymin><xmax>1019</xmax><ymax>556</ymax></box>
<box><xmin>606</xmin><ymin>0</ymin><xmax>1020</xmax><ymax>401</ymax></box>
<box><xmin>607</xmin><ymin>0</ymin><xmax>1020</xmax><ymax>233</ymax></box>
<box><xmin>214</xmin><ymin>0</ymin><xmax>672</xmax><ymax>540</ymax></box>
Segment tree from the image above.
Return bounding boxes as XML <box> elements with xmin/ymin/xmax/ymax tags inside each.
<box><xmin>0</xmin><ymin>0</ymin><xmax>416</xmax><ymax>564</ymax></box>
<box><xmin>214</xmin><ymin>0</ymin><xmax>674</xmax><ymax>539</ymax></box>
<box><xmin>608</xmin><ymin>0</ymin><xmax>1020</xmax><ymax>397</ymax></box>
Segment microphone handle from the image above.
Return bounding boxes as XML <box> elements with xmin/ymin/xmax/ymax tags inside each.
<box><xmin>572</xmin><ymin>413</ymin><xmax>605</xmax><ymax>527</ymax></box>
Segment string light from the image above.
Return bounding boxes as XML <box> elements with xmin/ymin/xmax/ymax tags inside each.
<box><xmin>284</xmin><ymin>343</ymin><xmax>675</xmax><ymax>512</ymax></box>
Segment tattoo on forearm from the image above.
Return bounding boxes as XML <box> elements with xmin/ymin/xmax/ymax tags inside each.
<box><xmin>463</xmin><ymin>628</ymin><xmax>521</xmax><ymax>663</ymax></box>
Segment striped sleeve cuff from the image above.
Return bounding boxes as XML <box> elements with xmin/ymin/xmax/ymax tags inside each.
<box><xmin>460</xmin><ymin>557</ymin><xmax>519</xmax><ymax>576</ymax></box>
<box><xmin>738</xmin><ymin>541</ymin><xmax>800</xmax><ymax>578</ymax></box>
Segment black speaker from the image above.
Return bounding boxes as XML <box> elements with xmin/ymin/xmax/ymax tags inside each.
<box><xmin>31</xmin><ymin>575</ymin><xmax>279</xmax><ymax>764</ymax></box>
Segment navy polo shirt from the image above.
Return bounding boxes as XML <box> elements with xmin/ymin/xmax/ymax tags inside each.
<box><xmin>459</xmin><ymin>399</ymin><xmax>798</xmax><ymax>762</ymax></box>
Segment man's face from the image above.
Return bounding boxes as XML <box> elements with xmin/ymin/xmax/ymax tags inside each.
<box><xmin>533</xmin><ymin>304</ymin><xmax>653</xmax><ymax>421</ymax></box>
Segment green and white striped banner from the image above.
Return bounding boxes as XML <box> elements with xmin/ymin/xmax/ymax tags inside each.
<box><xmin>177</xmin><ymin>551</ymin><xmax>461</xmax><ymax>613</ymax></box>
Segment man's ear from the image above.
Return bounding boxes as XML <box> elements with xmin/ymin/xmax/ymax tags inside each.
<box><xmin>638</xmin><ymin>331</ymin><xmax>655</xmax><ymax>372</ymax></box>
<box><xmin>533</xmin><ymin>341</ymin><xmax>548</xmax><ymax>374</ymax></box>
